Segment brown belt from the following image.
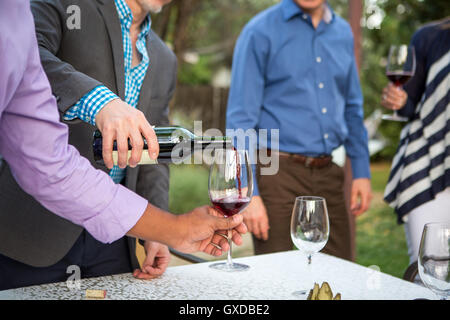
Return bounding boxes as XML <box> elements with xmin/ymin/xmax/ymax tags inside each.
<box><xmin>265</xmin><ymin>149</ymin><xmax>332</xmax><ymax>169</ymax></box>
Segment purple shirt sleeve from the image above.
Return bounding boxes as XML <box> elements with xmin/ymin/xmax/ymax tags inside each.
<box><xmin>0</xmin><ymin>0</ymin><xmax>147</xmax><ymax>243</ymax></box>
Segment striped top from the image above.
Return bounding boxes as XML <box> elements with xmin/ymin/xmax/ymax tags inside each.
<box><xmin>384</xmin><ymin>19</ymin><xmax>450</xmax><ymax>223</ymax></box>
<box><xmin>63</xmin><ymin>0</ymin><xmax>151</xmax><ymax>183</ymax></box>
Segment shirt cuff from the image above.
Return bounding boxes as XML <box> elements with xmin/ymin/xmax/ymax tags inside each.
<box><xmin>63</xmin><ymin>85</ymin><xmax>119</xmax><ymax>126</ymax></box>
<box><xmin>349</xmin><ymin>156</ymin><xmax>371</xmax><ymax>180</ymax></box>
<box><xmin>83</xmin><ymin>184</ymin><xmax>148</xmax><ymax>244</ymax></box>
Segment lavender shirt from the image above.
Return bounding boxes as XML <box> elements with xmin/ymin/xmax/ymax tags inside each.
<box><xmin>0</xmin><ymin>0</ymin><xmax>148</xmax><ymax>243</ymax></box>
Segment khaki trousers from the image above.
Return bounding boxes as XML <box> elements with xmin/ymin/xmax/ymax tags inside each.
<box><xmin>255</xmin><ymin>156</ymin><xmax>353</xmax><ymax>261</ymax></box>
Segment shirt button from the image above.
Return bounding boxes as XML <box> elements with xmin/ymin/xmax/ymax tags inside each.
<box><xmin>322</xmin><ymin>108</ymin><xmax>327</xmax><ymax>114</ymax></box>
<box><xmin>316</xmin><ymin>56</ymin><xmax>322</xmax><ymax>63</ymax></box>
<box><xmin>324</xmin><ymin>133</ymin><xmax>329</xmax><ymax>139</ymax></box>
<box><xmin>318</xmin><ymin>82</ymin><xmax>324</xmax><ymax>89</ymax></box>
<box><xmin>302</xmin><ymin>14</ymin><xmax>308</xmax><ymax>19</ymax></box>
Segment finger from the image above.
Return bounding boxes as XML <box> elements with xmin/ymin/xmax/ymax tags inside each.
<box><xmin>350</xmin><ymin>187</ymin><xmax>359</xmax><ymax>212</ymax></box>
<box><xmin>116</xmin><ymin>131</ymin><xmax>129</xmax><ymax>168</ymax></box>
<box><xmin>360</xmin><ymin>191</ymin><xmax>372</xmax><ymax>214</ymax></box>
<box><xmin>129</xmin><ymin>128</ymin><xmax>144</xmax><ymax>167</ymax></box>
<box><xmin>260</xmin><ymin>219</ymin><xmax>270</xmax><ymax>241</ymax></box>
<box><xmin>234</xmin><ymin>220</ymin><xmax>248</xmax><ymax>234</ymax></box>
<box><xmin>140</xmin><ymin>118</ymin><xmax>159</xmax><ymax>160</ymax></box>
<box><xmin>142</xmin><ymin>248</ymin><xmax>157</xmax><ymax>273</ymax></box>
<box><xmin>252</xmin><ymin>219</ymin><xmax>262</xmax><ymax>240</ymax></box>
<box><xmin>102</xmin><ymin>129</ymin><xmax>115</xmax><ymax>169</ymax></box>
<box><xmin>230</xmin><ymin>229</ymin><xmax>243</xmax><ymax>246</ymax></box>
<box><xmin>143</xmin><ymin>263</ymin><xmax>166</xmax><ymax>277</ymax></box>
<box><xmin>213</xmin><ymin>213</ymin><xmax>244</xmax><ymax>231</ymax></box>
<box><xmin>385</xmin><ymin>88</ymin><xmax>404</xmax><ymax>101</ymax></box>
<box><xmin>133</xmin><ymin>269</ymin><xmax>158</xmax><ymax>280</ymax></box>
<box><xmin>211</xmin><ymin>233</ymin><xmax>230</xmax><ymax>252</ymax></box>
<box><xmin>383</xmin><ymin>95</ymin><xmax>403</xmax><ymax>110</ymax></box>
<box><xmin>204</xmin><ymin>242</ymin><xmax>223</xmax><ymax>256</ymax></box>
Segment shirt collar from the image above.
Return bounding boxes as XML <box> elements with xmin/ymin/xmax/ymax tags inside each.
<box><xmin>114</xmin><ymin>0</ymin><xmax>152</xmax><ymax>36</ymax></box>
<box><xmin>281</xmin><ymin>0</ymin><xmax>334</xmax><ymax>24</ymax></box>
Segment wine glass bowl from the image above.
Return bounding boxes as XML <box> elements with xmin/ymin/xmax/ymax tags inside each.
<box><xmin>208</xmin><ymin>148</ymin><xmax>253</xmax><ymax>271</ymax></box>
<box><xmin>290</xmin><ymin>196</ymin><xmax>329</xmax><ymax>296</ymax></box>
<box><xmin>382</xmin><ymin>44</ymin><xmax>416</xmax><ymax>122</ymax></box>
<box><xmin>418</xmin><ymin>222</ymin><xmax>450</xmax><ymax>300</ymax></box>
<box><xmin>291</xmin><ymin>196</ymin><xmax>329</xmax><ymax>264</ymax></box>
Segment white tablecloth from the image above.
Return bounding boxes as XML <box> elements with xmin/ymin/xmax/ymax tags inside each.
<box><xmin>0</xmin><ymin>250</ymin><xmax>436</xmax><ymax>300</ymax></box>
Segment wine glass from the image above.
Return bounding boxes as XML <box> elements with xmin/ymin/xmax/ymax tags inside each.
<box><xmin>382</xmin><ymin>44</ymin><xmax>416</xmax><ymax>122</ymax></box>
<box><xmin>208</xmin><ymin>148</ymin><xmax>253</xmax><ymax>272</ymax></box>
<box><xmin>418</xmin><ymin>222</ymin><xmax>450</xmax><ymax>300</ymax></box>
<box><xmin>290</xmin><ymin>196</ymin><xmax>330</xmax><ymax>296</ymax></box>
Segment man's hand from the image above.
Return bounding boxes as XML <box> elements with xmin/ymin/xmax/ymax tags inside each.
<box><xmin>381</xmin><ymin>83</ymin><xmax>408</xmax><ymax>111</ymax></box>
<box><xmin>242</xmin><ymin>195</ymin><xmax>269</xmax><ymax>240</ymax></box>
<box><xmin>95</xmin><ymin>99</ymin><xmax>159</xmax><ymax>169</ymax></box>
<box><xmin>133</xmin><ymin>241</ymin><xmax>170</xmax><ymax>280</ymax></box>
<box><xmin>350</xmin><ymin>178</ymin><xmax>372</xmax><ymax>216</ymax></box>
<box><xmin>174</xmin><ymin>206</ymin><xmax>248</xmax><ymax>256</ymax></box>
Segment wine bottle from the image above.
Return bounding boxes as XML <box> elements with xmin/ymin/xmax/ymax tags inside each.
<box><xmin>92</xmin><ymin>126</ymin><xmax>231</xmax><ymax>166</ymax></box>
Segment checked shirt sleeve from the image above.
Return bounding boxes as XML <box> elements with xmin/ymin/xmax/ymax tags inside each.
<box><xmin>63</xmin><ymin>85</ymin><xmax>119</xmax><ymax>126</ymax></box>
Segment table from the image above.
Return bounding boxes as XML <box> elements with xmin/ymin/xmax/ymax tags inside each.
<box><xmin>0</xmin><ymin>250</ymin><xmax>436</xmax><ymax>300</ymax></box>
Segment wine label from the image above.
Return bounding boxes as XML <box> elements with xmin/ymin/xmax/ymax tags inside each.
<box><xmin>112</xmin><ymin>150</ymin><xmax>158</xmax><ymax>166</ymax></box>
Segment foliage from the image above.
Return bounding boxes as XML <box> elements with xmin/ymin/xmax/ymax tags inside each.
<box><xmin>178</xmin><ymin>55</ymin><xmax>214</xmax><ymax>85</ymax></box>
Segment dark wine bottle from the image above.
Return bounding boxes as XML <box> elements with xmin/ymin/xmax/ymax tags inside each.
<box><xmin>92</xmin><ymin>126</ymin><xmax>231</xmax><ymax>166</ymax></box>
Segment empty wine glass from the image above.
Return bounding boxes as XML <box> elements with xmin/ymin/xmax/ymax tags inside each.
<box><xmin>382</xmin><ymin>44</ymin><xmax>416</xmax><ymax>122</ymax></box>
<box><xmin>418</xmin><ymin>222</ymin><xmax>450</xmax><ymax>300</ymax></box>
<box><xmin>290</xmin><ymin>196</ymin><xmax>330</xmax><ymax>296</ymax></box>
<box><xmin>208</xmin><ymin>148</ymin><xmax>253</xmax><ymax>272</ymax></box>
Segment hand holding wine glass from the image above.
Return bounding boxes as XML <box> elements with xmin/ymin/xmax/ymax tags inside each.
<box><xmin>208</xmin><ymin>148</ymin><xmax>253</xmax><ymax>272</ymax></box>
<box><xmin>381</xmin><ymin>44</ymin><xmax>416</xmax><ymax>122</ymax></box>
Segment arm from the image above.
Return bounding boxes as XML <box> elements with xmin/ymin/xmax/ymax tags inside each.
<box><xmin>0</xmin><ymin>0</ymin><xmax>148</xmax><ymax>244</ymax></box>
<box><xmin>30</xmin><ymin>0</ymin><xmax>158</xmax><ymax>168</ymax></box>
<box><xmin>30</xmin><ymin>0</ymin><xmax>103</xmax><ymax>114</ymax></box>
<box><xmin>344</xmin><ymin>41</ymin><xmax>372</xmax><ymax>216</ymax></box>
<box><xmin>226</xmin><ymin>27</ymin><xmax>270</xmax><ymax>240</ymax></box>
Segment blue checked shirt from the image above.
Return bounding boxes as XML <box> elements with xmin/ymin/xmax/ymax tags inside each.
<box><xmin>64</xmin><ymin>0</ymin><xmax>151</xmax><ymax>184</ymax></box>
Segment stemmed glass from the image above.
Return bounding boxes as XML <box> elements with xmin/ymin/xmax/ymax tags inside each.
<box><xmin>290</xmin><ymin>196</ymin><xmax>330</xmax><ymax>296</ymax></box>
<box><xmin>418</xmin><ymin>222</ymin><xmax>450</xmax><ymax>300</ymax></box>
<box><xmin>382</xmin><ymin>44</ymin><xmax>416</xmax><ymax>122</ymax></box>
<box><xmin>208</xmin><ymin>148</ymin><xmax>253</xmax><ymax>272</ymax></box>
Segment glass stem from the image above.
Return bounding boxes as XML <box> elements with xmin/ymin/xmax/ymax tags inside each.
<box><xmin>226</xmin><ymin>229</ymin><xmax>233</xmax><ymax>267</ymax></box>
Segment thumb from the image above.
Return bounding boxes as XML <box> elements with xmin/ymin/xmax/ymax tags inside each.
<box><xmin>212</xmin><ymin>214</ymin><xmax>244</xmax><ymax>231</ymax></box>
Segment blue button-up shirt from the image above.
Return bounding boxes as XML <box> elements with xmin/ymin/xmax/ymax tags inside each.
<box><xmin>226</xmin><ymin>0</ymin><xmax>370</xmax><ymax>195</ymax></box>
<box><xmin>64</xmin><ymin>0</ymin><xmax>151</xmax><ymax>183</ymax></box>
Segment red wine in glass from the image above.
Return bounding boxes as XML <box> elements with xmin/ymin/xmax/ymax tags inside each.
<box><xmin>212</xmin><ymin>196</ymin><xmax>251</xmax><ymax>218</ymax></box>
<box><xmin>386</xmin><ymin>71</ymin><xmax>414</xmax><ymax>86</ymax></box>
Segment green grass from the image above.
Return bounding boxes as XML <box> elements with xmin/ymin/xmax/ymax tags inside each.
<box><xmin>168</xmin><ymin>162</ymin><xmax>410</xmax><ymax>278</ymax></box>
<box><xmin>354</xmin><ymin>163</ymin><xmax>410</xmax><ymax>278</ymax></box>
<box><xmin>169</xmin><ymin>164</ymin><xmax>210</xmax><ymax>214</ymax></box>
